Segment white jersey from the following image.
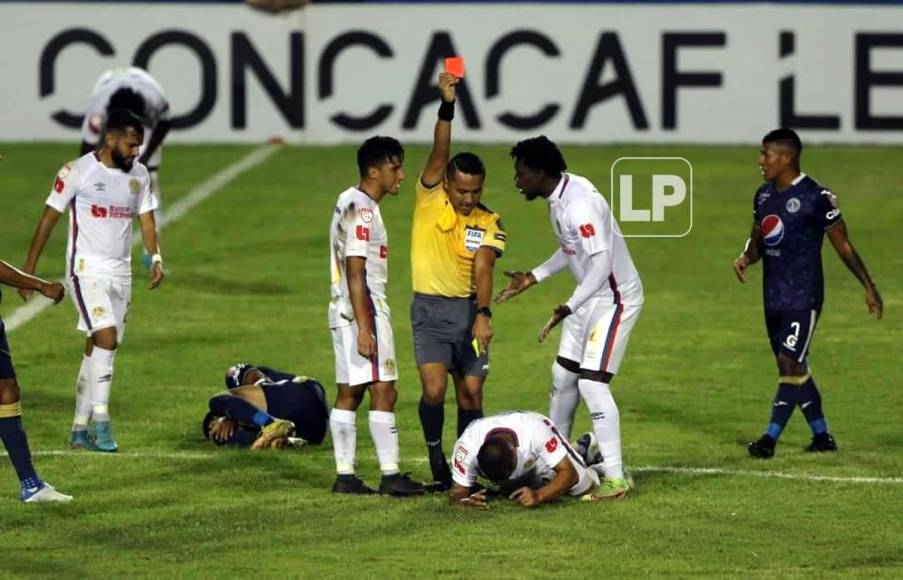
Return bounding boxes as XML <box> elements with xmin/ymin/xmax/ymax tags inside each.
<box><xmin>328</xmin><ymin>187</ymin><xmax>389</xmax><ymax>328</ymax></box>
<box><xmin>547</xmin><ymin>173</ymin><xmax>643</xmax><ymax>306</ymax></box>
<box><xmin>451</xmin><ymin>412</ymin><xmax>575</xmax><ymax>488</ymax></box>
<box><xmin>46</xmin><ymin>153</ymin><xmax>158</xmax><ymax>280</ymax></box>
<box><xmin>80</xmin><ymin>67</ymin><xmax>170</xmax><ymax>159</ymax></box>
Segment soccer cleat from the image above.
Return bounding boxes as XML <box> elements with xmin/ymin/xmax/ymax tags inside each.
<box><xmin>748</xmin><ymin>435</ymin><xmax>776</xmax><ymax>459</ymax></box>
<box><xmin>251</xmin><ymin>419</ymin><xmax>295</xmax><ymax>449</ymax></box>
<box><xmin>574</xmin><ymin>432</ymin><xmax>602</xmax><ymax>466</ymax></box>
<box><xmin>332</xmin><ymin>474</ymin><xmax>376</xmax><ymax>495</ymax></box>
<box><xmin>805</xmin><ymin>432</ymin><xmax>838</xmax><ymax>453</ymax></box>
<box><xmin>21</xmin><ymin>482</ymin><xmax>73</xmax><ymax>503</ymax></box>
<box><xmin>582</xmin><ymin>476</ymin><xmax>631</xmax><ymax>501</ymax></box>
<box><xmin>92</xmin><ymin>421</ymin><xmax>119</xmax><ymax>453</ymax></box>
<box><xmin>428</xmin><ymin>457</ymin><xmax>452</xmax><ymax>491</ymax></box>
<box><xmin>69</xmin><ymin>429</ymin><xmax>97</xmax><ymax>451</ymax></box>
<box><xmin>378</xmin><ymin>472</ymin><xmax>426</xmax><ymax>497</ymax></box>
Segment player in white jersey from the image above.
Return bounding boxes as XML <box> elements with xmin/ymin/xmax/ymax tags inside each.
<box><xmin>80</xmin><ymin>67</ymin><xmax>171</xmax><ymax>197</ymax></box>
<box><xmin>448</xmin><ymin>411</ymin><xmax>603</xmax><ymax>508</ymax></box>
<box><xmin>495</xmin><ymin>136</ymin><xmax>644</xmax><ymax>500</ymax></box>
<box><xmin>328</xmin><ymin>136</ymin><xmax>424</xmax><ymax>497</ymax></box>
<box><xmin>20</xmin><ymin>110</ymin><xmax>165</xmax><ymax>453</ymax></box>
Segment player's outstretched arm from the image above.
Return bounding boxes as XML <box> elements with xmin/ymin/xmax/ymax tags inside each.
<box><xmin>510</xmin><ymin>457</ymin><xmax>578</xmax><ymax>508</ymax></box>
<box><xmin>0</xmin><ymin>260</ymin><xmax>64</xmax><ymax>303</ymax></box>
<box><xmin>19</xmin><ymin>206</ymin><xmax>63</xmax><ymax>300</ymax></box>
<box><xmin>733</xmin><ymin>220</ymin><xmax>762</xmax><ymax>283</ymax></box>
<box><xmin>420</xmin><ymin>73</ymin><xmax>459</xmax><ymax>188</ymax></box>
<box><xmin>827</xmin><ymin>221</ymin><xmax>883</xmax><ymax>319</ymax></box>
<box><xmin>495</xmin><ymin>248</ymin><xmax>568</xmax><ymax>304</ymax></box>
<box><xmin>138</xmin><ymin>211</ymin><xmax>165</xmax><ymax>289</ymax></box>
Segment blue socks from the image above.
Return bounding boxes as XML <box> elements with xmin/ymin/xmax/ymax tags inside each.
<box><xmin>0</xmin><ymin>404</ymin><xmax>41</xmax><ymax>491</ymax></box>
<box><xmin>765</xmin><ymin>382</ymin><xmax>798</xmax><ymax>440</ymax></box>
<box><xmin>763</xmin><ymin>375</ymin><xmax>830</xmax><ymax>440</ymax></box>
<box><xmin>798</xmin><ymin>376</ymin><xmax>828</xmax><ymax>435</ymax></box>
<box><xmin>209</xmin><ymin>394</ymin><xmax>274</xmax><ymax>428</ymax></box>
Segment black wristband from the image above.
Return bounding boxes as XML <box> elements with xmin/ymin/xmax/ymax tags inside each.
<box><xmin>438</xmin><ymin>99</ymin><xmax>455</xmax><ymax>122</ymax></box>
<box><xmin>476</xmin><ymin>306</ymin><xmax>492</xmax><ymax>319</ymax></box>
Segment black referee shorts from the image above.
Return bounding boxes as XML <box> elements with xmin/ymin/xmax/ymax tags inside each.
<box><xmin>411</xmin><ymin>293</ymin><xmax>488</xmax><ymax>378</ymax></box>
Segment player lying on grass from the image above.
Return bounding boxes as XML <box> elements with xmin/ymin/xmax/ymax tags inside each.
<box><xmin>0</xmin><ymin>260</ymin><xmax>72</xmax><ymax>502</ymax></box>
<box><xmin>448</xmin><ymin>411</ymin><xmax>614</xmax><ymax>508</ymax></box>
<box><xmin>203</xmin><ymin>363</ymin><xmax>328</xmax><ymax>449</ymax></box>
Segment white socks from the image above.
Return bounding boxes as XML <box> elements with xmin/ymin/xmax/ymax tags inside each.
<box><xmin>330</xmin><ymin>408</ymin><xmax>357</xmax><ymax>475</ymax></box>
<box><xmin>89</xmin><ymin>346</ymin><xmax>116</xmax><ymax>423</ymax></box>
<box><xmin>369</xmin><ymin>411</ymin><xmax>400</xmax><ymax>475</ymax></box>
<box><xmin>72</xmin><ymin>355</ymin><xmax>92</xmax><ymax>430</ymax></box>
<box><xmin>549</xmin><ymin>361</ymin><xmax>580</xmax><ymax>440</ymax></box>
<box><xmin>577</xmin><ymin>378</ymin><xmax>623</xmax><ymax>479</ymax></box>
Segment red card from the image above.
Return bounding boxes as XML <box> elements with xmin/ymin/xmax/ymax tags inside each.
<box><xmin>444</xmin><ymin>56</ymin><xmax>464</xmax><ymax>78</ymax></box>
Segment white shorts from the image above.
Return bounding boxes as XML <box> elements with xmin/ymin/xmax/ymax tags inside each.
<box><xmin>331</xmin><ymin>313</ymin><xmax>398</xmax><ymax>387</ymax></box>
<box><xmin>68</xmin><ymin>275</ymin><xmax>131</xmax><ymax>341</ymax></box>
<box><xmin>558</xmin><ymin>296</ymin><xmax>641</xmax><ymax>374</ymax></box>
<box><xmin>532</xmin><ymin>453</ymin><xmax>600</xmax><ymax>497</ymax></box>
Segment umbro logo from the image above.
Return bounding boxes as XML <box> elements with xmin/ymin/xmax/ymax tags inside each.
<box><xmin>94</xmin><ymin>182</ymin><xmax>106</xmax><ymax>192</ymax></box>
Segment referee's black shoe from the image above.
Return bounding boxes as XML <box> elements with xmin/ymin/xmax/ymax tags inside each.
<box><xmin>748</xmin><ymin>435</ymin><xmax>776</xmax><ymax>459</ymax></box>
<box><xmin>379</xmin><ymin>472</ymin><xmax>426</xmax><ymax>497</ymax></box>
<box><xmin>332</xmin><ymin>474</ymin><xmax>376</xmax><ymax>495</ymax></box>
<box><xmin>428</xmin><ymin>457</ymin><xmax>453</xmax><ymax>490</ymax></box>
<box><xmin>805</xmin><ymin>432</ymin><xmax>838</xmax><ymax>453</ymax></box>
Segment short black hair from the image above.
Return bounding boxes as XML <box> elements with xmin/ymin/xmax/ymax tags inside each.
<box><xmin>107</xmin><ymin>87</ymin><xmax>147</xmax><ymax>121</ymax></box>
<box><xmin>357</xmin><ymin>136</ymin><xmax>404</xmax><ymax>177</ymax></box>
<box><xmin>445</xmin><ymin>152</ymin><xmax>486</xmax><ymax>182</ymax></box>
<box><xmin>763</xmin><ymin>127</ymin><xmax>802</xmax><ymax>158</ymax></box>
<box><xmin>104</xmin><ymin>109</ymin><xmax>145</xmax><ymax>136</ymax></box>
<box><xmin>477</xmin><ymin>437</ymin><xmax>515</xmax><ymax>482</ymax></box>
<box><xmin>510</xmin><ymin>135</ymin><xmax>567</xmax><ymax>176</ymax></box>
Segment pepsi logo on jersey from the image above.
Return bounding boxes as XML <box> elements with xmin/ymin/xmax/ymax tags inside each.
<box><xmin>761</xmin><ymin>214</ymin><xmax>784</xmax><ymax>247</ymax></box>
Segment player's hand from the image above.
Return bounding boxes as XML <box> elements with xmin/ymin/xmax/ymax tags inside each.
<box><xmin>357</xmin><ymin>328</ymin><xmax>377</xmax><ymax>359</ymax></box>
<box><xmin>733</xmin><ymin>255</ymin><xmax>750</xmax><ymax>283</ymax></box>
<box><xmin>510</xmin><ymin>486</ymin><xmax>542</xmax><ymax>508</ymax></box>
<box><xmin>456</xmin><ymin>489</ymin><xmax>489</xmax><ymax>509</ymax></box>
<box><xmin>210</xmin><ymin>418</ymin><xmax>236</xmax><ymax>442</ymax></box>
<box><xmin>18</xmin><ymin>287</ymin><xmax>34</xmax><ymax>301</ymax></box>
<box><xmin>494</xmin><ymin>270</ymin><xmax>537</xmax><ymax>304</ymax></box>
<box><xmin>438</xmin><ymin>72</ymin><xmax>459</xmax><ymax>103</ymax></box>
<box><xmin>866</xmin><ymin>284</ymin><xmax>883</xmax><ymax>320</ymax></box>
<box><xmin>149</xmin><ymin>263</ymin><xmax>165</xmax><ymax>289</ymax></box>
<box><xmin>539</xmin><ymin>304</ymin><xmax>571</xmax><ymax>343</ymax></box>
<box><xmin>39</xmin><ymin>281</ymin><xmax>65</xmax><ymax>304</ymax></box>
<box><xmin>472</xmin><ymin>313</ymin><xmax>493</xmax><ymax>354</ymax></box>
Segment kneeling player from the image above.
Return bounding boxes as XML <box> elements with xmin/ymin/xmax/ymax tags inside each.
<box><xmin>203</xmin><ymin>363</ymin><xmax>328</xmax><ymax>449</ymax></box>
<box><xmin>448</xmin><ymin>411</ymin><xmax>606</xmax><ymax>508</ymax></box>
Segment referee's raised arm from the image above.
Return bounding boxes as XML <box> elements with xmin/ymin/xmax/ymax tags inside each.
<box><xmin>420</xmin><ymin>72</ymin><xmax>459</xmax><ymax>188</ymax></box>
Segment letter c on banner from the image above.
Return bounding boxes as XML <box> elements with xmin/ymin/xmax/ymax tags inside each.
<box><xmin>40</xmin><ymin>28</ymin><xmax>115</xmax><ymax>128</ymax></box>
<box><xmin>320</xmin><ymin>31</ymin><xmax>394</xmax><ymax>131</ymax></box>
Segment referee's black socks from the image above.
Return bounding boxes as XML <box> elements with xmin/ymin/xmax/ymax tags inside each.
<box><xmin>418</xmin><ymin>398</ymin><xmax>445</xmax><ymax>466</ymax></box>
<box><xmin>457</xmin><ymin>408</ymin><xmax>483</xmax><ymax>437</ymax></box>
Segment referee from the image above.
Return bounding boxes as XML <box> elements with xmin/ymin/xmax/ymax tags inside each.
<box><xmin>412</xmin><ymin>73</ymin><xmax>506</xmax><ymax>488</ymax></box>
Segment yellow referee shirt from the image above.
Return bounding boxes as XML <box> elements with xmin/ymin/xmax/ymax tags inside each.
<box><xmin>411</xmin><ymin>178</ymin><xmax>506</xmax><ymax>297</ymax></box>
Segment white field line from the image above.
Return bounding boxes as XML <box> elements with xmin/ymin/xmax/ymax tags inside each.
<box><xmin>5</xmin><ymin>451</ymin><xmax>901</xmax><ymax>485</ymax></box>
<box><xmin>4</xmin><ymin>143</ymin><xmax>281</xmax><ymax>332</ymax></box>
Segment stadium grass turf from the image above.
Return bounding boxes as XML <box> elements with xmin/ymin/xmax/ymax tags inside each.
<box><xmin>1</xmin><ymin>142</ymin><xmax>901</xmax><ymax>577</ymax></box>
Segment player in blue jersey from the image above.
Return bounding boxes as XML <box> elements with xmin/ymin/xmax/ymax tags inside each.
<box><xmin>733</xmin><ymin>128</ymin><xmax>883</xmax><ymax>458</ymax></box>
<box><xmin>203</xmin><ymin>363</ymin><xmax>329</xmax><ymax>449</ymax></box>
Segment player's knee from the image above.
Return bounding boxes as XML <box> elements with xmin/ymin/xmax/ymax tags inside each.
<box><xmin>579</xmin><ymin>369</ymin><xmax>614</xmax><ymax>384</ymax></box>
<box><xmin>776</xmin><ymin>354</ymin><xmax>806</xmax><ymax>376</ymax></box>
<box><xmin>556</xmin><ymin>356</ymin><xmax>581</xmax><ymax>374</ymax></box>
<box><xmin>456</xmin><ymin>389</ymin><xmax>482</xmax><ymax>410</ymax></box>
<box><xmin>92</xmin><ymin>328</ymin><xmax>118</xmax><ymax>351</ymax></box>
<box><xmin>0</xmin><ymin>379</ymin><xmax>20</xmax><ymax>404</ymax></box>
<box><xmin>370</xmin><ymin>382</ymin><xmax>398</xmax><ymax>410</ymax></box>
<box><xmin>421</xmin><ymin>380</ymin><xmax>447</xmax><ymax>405</ymax></box>
<box><xmin>334</xmin><ymin>385</ymin><xmax>365</xmax><ymax>409</ymax></box>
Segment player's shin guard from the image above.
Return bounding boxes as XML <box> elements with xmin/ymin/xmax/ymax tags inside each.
<box><xmin>457</xmin><ymin>408</ymin><xmax>482</xmax><ymax>437</ymax></box>
<box><xmin>0</xmin><ymin>402</ymin><xmax>41</xmax><ymax>491</ymax></box>
<box><xmin>209</xmin><ymin>394</ymin><xmax>273</xmax><ymax>427</ymax></box>
<box><xmin>330</xmin><ymin>408</ymin><xmax>357</xmax><ymax>475</ymax></box>
<box><xmin>550</xmin><ymin>361</ymin><xmax>580</xmax><ymax>440</ymax></box>
<box><xmin>369</xmin><ymin>411</ymin><xmax>400</xmax><ymax>476</ymax></box>
<box><xmin>577</xmin><ymin>379</ymin><xmax>623</xmax><ymax>479</ymax></box>
<box><xmin>798</xmin><ymin>376</ymin><xmax>828</xmax><ymax>435</ymax></box>
<box><xmin>89</xmin><ymin>346</ymin><xmax>116</xmax><ymax>422</ymax></box>
<box><xmin>72</xmin><ymin>355</ymin><xmax>93</xmax><ymax>429</ymax></box>
<box><xmin>766</xmin><ymin>379</ymin><xmax>802</xmax><ymax>440</ymax></box>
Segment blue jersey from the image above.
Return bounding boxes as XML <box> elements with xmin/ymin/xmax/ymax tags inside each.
<box><xmin>753</xmin><ymin>174</ymin><xmax>842</xmax><ymax>312</ymax></box>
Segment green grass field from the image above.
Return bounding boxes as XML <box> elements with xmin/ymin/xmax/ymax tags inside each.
<box><xmin>1</xmin><ymin>142</ymin><xmax>900</xmax><ymax>577</ymax></box>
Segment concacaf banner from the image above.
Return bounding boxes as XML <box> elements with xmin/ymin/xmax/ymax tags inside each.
<box><xmin>1</xmin><ymin>3</ymin><xmax>902</xmax><ymax>144</ymax></box>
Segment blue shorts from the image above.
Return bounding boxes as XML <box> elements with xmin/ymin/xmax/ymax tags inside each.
<box><xmin>765</xmin><ymin>309</ymin><xmax>820</xmax><ymax>364</ymax></box>
<box><xmin>0</xmin><ymin>320</ymin><xmax>16</xmax><ymax>380</ymax></box>
<box><xmin>261</xmin><ymin>380</ymin><xmax>329</xmax><ymax>444</ymax></box>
